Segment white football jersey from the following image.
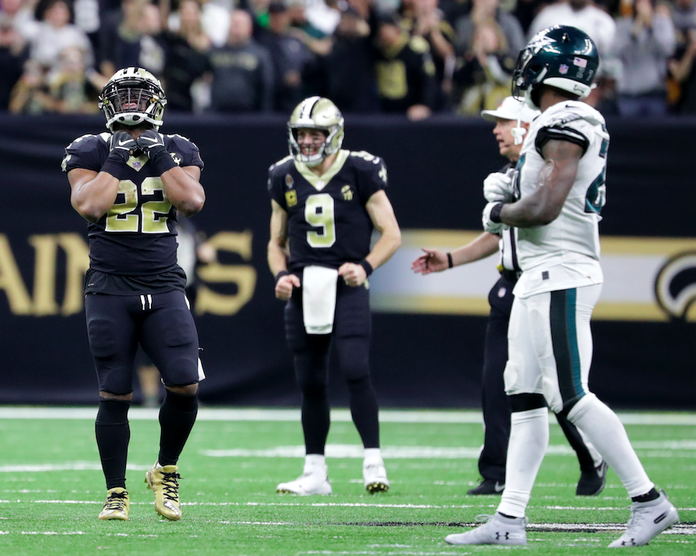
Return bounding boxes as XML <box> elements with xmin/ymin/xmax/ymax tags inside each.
<box><xmin>513</xmin><ymin>100</ymin><xmax>608</xmax><ymax>298</ymax></box>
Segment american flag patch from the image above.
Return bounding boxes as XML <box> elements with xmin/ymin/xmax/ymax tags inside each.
<box><xmin>573</xmin><ymin>57</ymin><xmax>587</xmax><ymax>68</ymax></box>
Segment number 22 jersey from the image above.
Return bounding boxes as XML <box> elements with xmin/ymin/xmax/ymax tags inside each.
<box><xmin>62</xmin><ymin>131</ymin><xmax>204</xmax><ymax>293</ymax></box>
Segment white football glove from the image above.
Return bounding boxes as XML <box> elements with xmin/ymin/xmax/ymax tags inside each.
<box><xmin>482</xmin><ymin>202</ymin><xmax>508</xmax><ymax>234</ymax></box>
<box><xmin>483</xmin><ymin>169</ymin><xmax>515</xmax><ymax>203</ymax></box>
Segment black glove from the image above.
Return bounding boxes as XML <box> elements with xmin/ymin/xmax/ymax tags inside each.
<box><xmin>136</xmin><ymin>129</ymin><xmax>177</xmax><ymax>175</ymax></box>
<box><xmin>102</xmin><ymin>131</ymin><xmax>137</xmax><ymax>178</ymax></box>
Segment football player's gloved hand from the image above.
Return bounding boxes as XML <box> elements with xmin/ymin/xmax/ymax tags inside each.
<box><xmin>136</xmin><ymin>129</ymin><xmax>177</xmax><ymax>175</ymax></box>
<box><xmin>483</xmin><ymin>169</ymin><xmax>514</xmax><ymax>203</ymax></box>
<box><xmin>102</xmin><ymin>131</ymin><xmax>137</xmax><ymax>178</ymax></box>
<box><xmin>109</xmin><ymin>131</ymin><xmax>137</xmax><ymax>163</ymax></box>
<box><xmin>482</xmin><ymin>202</ymin><xmax>508</xmax><ymax>234</ymax></box>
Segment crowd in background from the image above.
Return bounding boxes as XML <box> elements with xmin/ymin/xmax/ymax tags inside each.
<box><xmin>1</xmin><ymin>0</ymin><xmax>695</xmax><ymax>119</ymax></box>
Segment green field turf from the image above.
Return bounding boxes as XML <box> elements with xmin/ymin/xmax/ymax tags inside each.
<box><xmin>0</xmin><ymin>408</ymin><xmax>694</xmax><ymax>555</ymax></box>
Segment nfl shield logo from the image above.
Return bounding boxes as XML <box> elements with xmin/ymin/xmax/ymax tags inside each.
<box><xmin>133</xmin><ymin>161</ymin><xmax>142</xmax><ymax>170</ymax></box>
<box><xmin>559</xmin><ymin>64</ymin><xmax>569</xmax><ymax>75</ymax></box>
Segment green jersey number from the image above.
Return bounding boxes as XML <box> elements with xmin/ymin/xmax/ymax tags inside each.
<box><xmin>305</xmin><ymin>193</ymin><xmax>336</xmax><ymax>248</ymax></box>
<box><xmin>105</xmin><ymin>177</ymin><xmax>172</xmax><ymax>233</ymax></box>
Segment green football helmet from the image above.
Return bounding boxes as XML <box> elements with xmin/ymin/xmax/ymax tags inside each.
<box><xmin>99</xmin><ymin>67</ymin><xmax>167</xmax><ymax>131</ymax></box>
<box><xmin>512</xmin><ymin>25</ymin><xmax>599</xmax><ymax>109</ymax></box>
<box><xmin>288</xmin><ymin>97</ymin><xmax>345</xmax><ymax>167</ymax></box>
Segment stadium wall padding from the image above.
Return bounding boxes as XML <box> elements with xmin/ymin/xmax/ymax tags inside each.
<box><xmin>0</xmin><ymin>113</ymin><xmax>694</xmax><ymax>409</ymax></box>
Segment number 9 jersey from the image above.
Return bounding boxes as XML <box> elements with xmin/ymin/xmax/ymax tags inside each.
<box><xmin>62</xmin><ymin>132</ymin><xmax>204</xmax><ymax>284</ymax></box>
<box><xmin>267</xmin><ymin>150</ymin><xmax>388</xmax><ymax>272</ymax></box>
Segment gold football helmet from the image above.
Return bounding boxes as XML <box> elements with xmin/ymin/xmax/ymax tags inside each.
<box><xmin>287</xmin><ymin>97</ymin><xmax>345</xmax><ymax>166</ymax></box>
<box><xmin>99</xmin><ymin>67</ymin><xmax>167</xmax><ymax>131</ymax></box>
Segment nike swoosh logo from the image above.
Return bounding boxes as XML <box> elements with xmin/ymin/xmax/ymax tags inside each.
<box><xmin>494</xmin><ymin>482</ymin><xmax>505</xmax><ymax>492</ymax></box>
<box><xmin>140</xmin><ymin>137</ymin><xmax>161</xmax><ymax>143</ymax></box>
<box><xmin>118</xmin><ymin>139</ymin><xmax>133</xmax><ymax>146</ymax></box>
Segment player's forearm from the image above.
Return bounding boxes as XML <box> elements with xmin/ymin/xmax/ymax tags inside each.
<box><xmin>365</xmin><ymin>226</ymin><xmax>401</xmax><ymax>271</ymax></box>
<box><xmin>160</xmin><ymin>167</ymin><xmax>205</xmax><ymax>216</ymax></box>
<box><xmin>267</xmin><ymin>240</ymin><xmax>289</xmax><ymax>277</ymax></box>
<box><xmin>72</xmin><ymin>173</ymin><xmax>120</xmax><ymax>222</ymax></box>
<box><xmin>498</xmin><ymin>196</ymin><xmax>554</xmax><ymax>228</ymax></box>
<box><xmin>451</xmin><ymin>232</ymin><xmax>499</xmax><ymax>266</ymax></box>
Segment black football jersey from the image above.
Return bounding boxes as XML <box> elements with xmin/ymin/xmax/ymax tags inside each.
<box><xmin>268</xmin><ymin>150</ymin><xmax>388</xmax><ymax>272</ymax></box>
<box><xmin>62</xmin><ymin>132</ymin><xmax>204</xmax><ymax>280</ymax></box>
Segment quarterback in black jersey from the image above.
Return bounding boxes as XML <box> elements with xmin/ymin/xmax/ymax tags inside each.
<box><xmin>62</xmin><ymin>67</ymin><xmax>205</xmax><ymax>522</ymax></box>
<box><xmin>268</xmin><ymin>96</ymin><xmax>401</xmax><ymax>495</ymax></box>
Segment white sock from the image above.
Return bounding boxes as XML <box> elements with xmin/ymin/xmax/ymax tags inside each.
<box><xmin>305</xmin><ymin>454</ymin><xmax>327</xmax><ymax>473</ymax></box>
<box><xmin>568</xmin><ymin>394</ymin><xmax>653</xmax><ymax>497</ymax></box>
<box><xmin>498</xmin><ymin>407</ymin><xmax>549</xmax><ymax>518</ymax></box>
<box><xmin>363</xmin><ymin>448</ymin><xmax>383</xmax><ymax>466</ymax></box>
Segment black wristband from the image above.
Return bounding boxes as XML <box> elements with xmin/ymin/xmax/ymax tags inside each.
<box><xmin>359</xmin><ymin>260</ymin><xmax>374</xmax><ymax>277</ymax></box>
<box><xmin>275</xmin><ymin>270</ymin><xmax>289</xmax><ymax>285</ymax></box>
<box><xmin>101</xmin><ymin>154</ymin><xmax>128</xmax><ymax>179</ymax></box>
<box><xmin>490</xmin><ymin>203</ymin><xmax>505</xmax><ymax>224</ymax></box>
<box><xmin>447</xmin><ymin>252</ymin><xmax>453</xmax><ymax>269</ymax></box>
<box><xmin>150</xmin><ymin>150</ymin><xmax>178</xmax><ymax>175</ymax></box>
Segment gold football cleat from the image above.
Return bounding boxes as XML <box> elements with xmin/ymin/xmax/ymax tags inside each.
<box><xmin>98</xmin><ymin>487</ymin><xmax>130</xmax><ymax>520</ymax></box>
<box><xmin>145</xmin><ymin>462</ymin><xmax>182</xmax><ymax>521</ymax></box>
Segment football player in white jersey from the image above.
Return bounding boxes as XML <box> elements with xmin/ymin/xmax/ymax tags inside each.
<box><xmin>445</xmin><ymin>25</ymin><xmax>680</xmax><ymax>548</ymax></box>
<box><xmin>412</xmin><ymin>96</ymin><xmax>607</xmax><ymax>498</ymax></box>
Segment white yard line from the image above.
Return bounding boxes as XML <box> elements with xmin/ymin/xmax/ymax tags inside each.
<box><xmin>0</xmin><ymin>407</ymin><xmax>694</xmax><ymax>425</ymax></box>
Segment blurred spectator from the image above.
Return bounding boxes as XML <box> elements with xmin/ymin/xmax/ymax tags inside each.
<box><xmin>72</xmin><ymin>0</ymin><xmax>100</xmax><ymax>53</ymax></box>
<box><xmin>257</xmin><ymin>0</ymin><xmax>313</xmax><ymax>112</ymax></box>
<box><xmin>452</xmin><ymin>17</ymin><xmax>515</xmax><ymax>115</ymax></box>
<box><xmin>526</xmin><ymin>0</ymin><xmax>619</xmax><ymax>114</ymax></box>
<box><xmin>139</xmin><ymin>2</ymin><xmax>166</xmax><ymax>74</ymax></box>
<box><xmin>527</xmin><ymin>0</ymin><xmax>616</xmax><ymax>56</ymax></box>
<box><xmin>46</xmin><ymin>45</ymin><xmax>101</xmax><ymax>112</ymax></box>
<box><xmin>439</xmin><ymin>0</ymin><xmax>470</xmax><ymax>26</ymax></box>
<box><xmin>1</xmin><ymin>0</ymin><xmax>40</xmax><ymax>41</ymax></box>
<box><xmin>302</xmin><ymin>0</ymin><xmax>341</xmax><ymax>36</ymax></box>
<box><xmin>455</xmin><ymin>0</ymin><xmax>525</xmax><ymax>58</ymax></box>
<box><xmin>287</xmin><ymin>0</ymin><xmax>333</xmax><ymax>55</ymax></box>
<box><xmin>613</xmin><ymin>0</ymin><xmax>675</xmax><ymax>116</ymax></box>
<box><xmin>166</xmin><ymin>0</ymin><xmax>231</xmax><ymax>48</ymax></box>
<box><xmin>29</xmin><ymin>0</ymin><xmax>93</xmax><ymax>72</ymax></box>
<box><xmin>160</xmin><ymin>0</ymin><xmax>211</xmax><ymax>112</ymax></box>
<box><xmin>8</xmin><ymin>58</ymin><xmax>50</xmax><ymax>113</ymax></box>
<box><xmin>207</xmin><ymin>8</ymin><xmax>275</xmax><ymax>112</ymax></box>
<box><xmin>668</xmin><ymin>22</ymin><xmax>696</xmax><ymax>112</ymax></box>
<box><xmin>670</xmin><ymin>0</ymin><xmax>696</xmax><ymax>42</ymax></box>
<box><xmin>0</xmin><ymin>0</ymin><xmax>34</xmax><ymax>110</ymax></box>
<box><xmin>401</xmin><ymin>0</ymin><xmax>457</xmax><ymax>110</ymax></box>
<box><xmin>307</xmin><ymin>5</ymin><xmax>380</xmax><ymax>113</ymax></box>
<box><xmin>100</xmin><ymin>0</ymin><xmax>165</xmax><ymax>78</ymax></box>
<box><xmin>10</xmin><ymin>44</ymin><xmax>101</xmax><ymax>113</ymax></box>
<box><xmin>374</xmin><ymin>11</ymin><xmax>437</xmax><ymax>120</ymax></box>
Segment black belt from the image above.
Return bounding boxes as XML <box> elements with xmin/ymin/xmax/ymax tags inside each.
<box><xmin>500</xmin><ymin>269</ymin><xmax>521</xmax><ymax>282</ymax></box>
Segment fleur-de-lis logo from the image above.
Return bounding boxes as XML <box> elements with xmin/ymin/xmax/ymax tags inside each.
<box><xmin>654</xmin><ymin>251</ymin><xmax>696</xmax><ymax>321</ymax></box>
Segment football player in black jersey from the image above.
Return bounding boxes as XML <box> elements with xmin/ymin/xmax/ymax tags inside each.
<box><xmin>62</xmin><ymin>67</ymin><xmax>206</xmax><ymax>521</ymax></box>
<box><xmin>267</xmin><ymin>96</ymin><xmax>401</xmax><ymax>495</ymax></box>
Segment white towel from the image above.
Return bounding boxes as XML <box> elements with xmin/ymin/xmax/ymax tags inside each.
<box><xmin>302</xmin><ymin>265</ymin><xmax>338</xmax><ymax>334</ymax></box>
